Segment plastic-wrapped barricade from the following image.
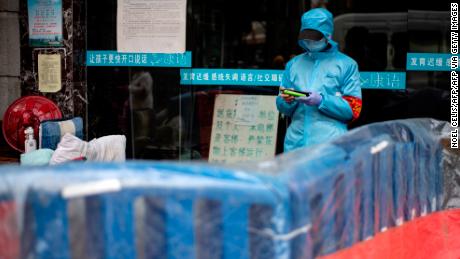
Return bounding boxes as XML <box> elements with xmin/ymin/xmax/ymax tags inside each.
<box><xmin>1</xmin><ymin>163</ymin><xmax>291</xmax><ymax>259</ymax></box>
<box><xmin>0</xmin><ymin>118</ymin><xmax>458</xmax><ymax>259</ymax></box>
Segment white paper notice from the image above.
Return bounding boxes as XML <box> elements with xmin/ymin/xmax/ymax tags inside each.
<box><xmin>117</xmin><ymin>0</ymin><xmax>187</xmax><ymax>53</ymax></box>
<box><xmin>38</xmin><ymin>54</ymin><xmax>62</xmax><ymax>93</ymax></box>
<box><xmin>209</xmin><ymin>94</ymin><xmax>279</xmax><ymax>164</ymax></box>
<box><xmin>234</xmin><ymin>95</ymin><xmax>259</xmax><ymax>126</ymax></box>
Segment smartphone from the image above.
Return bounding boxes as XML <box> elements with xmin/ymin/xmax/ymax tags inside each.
<box><xmin>279</xmin><ymin>87</ymin><xmax>310</xmax><ymax>97</ymax></box>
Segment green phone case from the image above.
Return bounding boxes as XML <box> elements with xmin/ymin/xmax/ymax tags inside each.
<box><xmin>282</xmin><ymin>89</ymin><xmax>307</xmax><ymax>97</ymax></box>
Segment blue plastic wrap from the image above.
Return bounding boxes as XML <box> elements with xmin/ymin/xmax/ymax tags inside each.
<box><xmin>0</xmin><ymin>118</ymin><xmax>457</xmax><ymax>259</ymax></box>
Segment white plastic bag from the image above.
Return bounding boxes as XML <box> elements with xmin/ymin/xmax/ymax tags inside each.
<box><xmin>50</xmin><ymin>133</ymin><xmax>126</xmax><ymax>165</ymax></box>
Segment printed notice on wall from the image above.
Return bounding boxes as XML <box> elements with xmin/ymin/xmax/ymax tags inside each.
<box><xmin>234</xmin><ymin>95</ymin><xmax>259</xmax><ymax>125</ymax></box>
<box><xmin>27</xmin><ymin>0</ymin><xmax>63</xmax><ymax>47</ymax></box>
<box><xmin>209</xmin><ymin>94</ymin><xmax>279</xmax><ymax>164</ymax></box>
<box><xmin>38</xmin><ymin>54</ymin><xmax>61</xmax><ymax>92</ymax></box>
<box><xmin>117</xmin><ymin>0</ymin><xmax>187</xmax><ymax>53</ymax></box>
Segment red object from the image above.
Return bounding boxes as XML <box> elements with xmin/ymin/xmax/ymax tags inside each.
<box><xmin>71</xmin><ymin>156</ymin><xmax>87</xmax><ymax>161</ymax></box>
<box><xmin>342</xmin><ymin>95</ymin><xmax>362</xmax><ymax>122</ymax></box>
<box><xmin>321</xmin><ymin>209</ymin><xmax>460</xmax><ymax>259</ymax></box>
<box><xmin>0</xmin><ymin>201</ymin><xmax>19</xmax><ymax>259</ymax></box>
<box><xmin>2</xmin><ymin>96</ymin><xmax>62</xmax><ymax>152</ymax></box>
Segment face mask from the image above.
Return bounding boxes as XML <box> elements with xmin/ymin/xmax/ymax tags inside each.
<box><xmin>301</xmin><ymin>38</ymin><xmax>328</xmax><ymax>52</ymax></box>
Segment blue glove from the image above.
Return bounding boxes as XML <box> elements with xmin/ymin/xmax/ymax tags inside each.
<box><xmin>296</xmin><ymin>91</ymin><xmax>323</xmax><ymax>106</ymax></box>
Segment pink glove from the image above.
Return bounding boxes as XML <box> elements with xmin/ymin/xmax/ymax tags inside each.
<box><xmin>296</xmin><ymin>91</ymin><xmax>323</xmax><ymax>106</ymax></box>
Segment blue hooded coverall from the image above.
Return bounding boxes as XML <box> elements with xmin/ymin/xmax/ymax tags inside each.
<box><xmin>276</xmin><ymin>8</ymin><xmax>362</xmax><ymax>152</ymax></box>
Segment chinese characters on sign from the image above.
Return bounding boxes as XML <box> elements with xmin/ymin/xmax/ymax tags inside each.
<box><xmin>117</xmin><ymin>0</ymin><xmax>187</xmax><ymax>53</ymax></box>
<box><xmin>87</xmin><ymin>56</ymin><xmax>406</xmax><ymax>90</ymax></box>
<box><xmin>180</xmin><ymin>69</ymin><xmax>406</xmax><ymax>90</ymax></box>
<box><xmin>27</xmin><ymin>0</ymin><xmax>63</xmax><ymax>47</ymax></box>
<box><xmin>37</xmin><ymin>54</ymin><xmax>61</xmax><ymax>93</ymax></box>
<box><xmin>209</xmin><ymin>95</ymin><xmax>279</xmax><ymax>164</ymax></box>
<box><xmin>407</xmin><ymin>53</ymin><xmax>460</xmax><ymax>71</ymax></box>
<box><xmin>86</xmin><ymin>51</ymin><xmax>192</xmax><ymax>67</ymax></box>
<box><xmin>181</xmin><ymin>69</ymin><xmax>283</xmax><ymax>86</ymax></box>
<box><xmin>234</xmin><ymin>96</ymin><xmax>259</xmax><ymax>125</ymax></box>
<box><xmin>359</xmin><ymin>72</ymin><xmax>406</xmax><ymax>90</ymax></box>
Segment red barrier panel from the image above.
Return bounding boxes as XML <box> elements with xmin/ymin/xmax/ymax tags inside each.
<box><xmin>0</xmin><ymin>201</ymin><xmax>19</xmax><ymax>259</ymax></box>
<box><xmin>321</xmin><ymin>209</ymin><xmax>460</xmax><ymax>259</ymax></box>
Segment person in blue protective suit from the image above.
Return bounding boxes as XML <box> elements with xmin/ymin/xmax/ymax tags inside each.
<box><xmin>277</xmin><ymin>8</ymin><xmax>362</xmax><ymax>152</ymax></box>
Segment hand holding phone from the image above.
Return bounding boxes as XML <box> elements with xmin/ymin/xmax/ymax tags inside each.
<box><xmin>280</xmin><ymin>93</ymin><xmax>296</xmax><ymax>103</ymax></box>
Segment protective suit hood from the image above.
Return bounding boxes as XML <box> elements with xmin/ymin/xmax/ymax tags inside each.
<box><xmin>299</xmin><ymin>8</ymin><xmax>338</xmax><ymax>51</ymax></box>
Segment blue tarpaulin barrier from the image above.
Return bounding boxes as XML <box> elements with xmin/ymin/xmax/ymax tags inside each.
<box><xmin>0</xmin><ymin>118</ymin><xmax>457</xmax><ymax>259</ymax></box>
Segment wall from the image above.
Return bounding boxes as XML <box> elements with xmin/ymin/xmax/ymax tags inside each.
<box><xmin>0</xmin><ymin>0</ymin><xmax>21</xmax><ymax>117</ymax></box>
<box><xmin>18</xmin><ymin>0</ymin><xmax>87</xmax><ymax>130</ymax></box>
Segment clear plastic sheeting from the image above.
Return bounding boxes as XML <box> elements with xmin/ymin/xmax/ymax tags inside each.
<box><xmin>0</xmin><ymin>118</ymin><xmax>457</xmax><ymax>259</ymax></box>
<box><xmin>0</xmin><ymin>163</ymin><xmax>291</xmax><ymax>259</ymax></box>
<box><xmin>277</xmin><ymin>118</ymin><xmax>453</xmax><ymax>258</ymax></box>
<box><xmin>442</xmin><ymin>137</ymin><xmax>460</xmax><ymax>209</ymax></box>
